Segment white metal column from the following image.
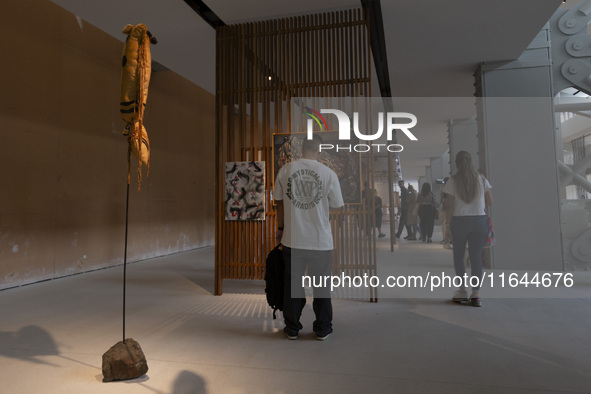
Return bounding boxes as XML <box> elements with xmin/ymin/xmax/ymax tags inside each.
<box><xmin>475</xmin><ymin>26</ymin><xmax>564</xmax><ymax>271</ymax></box>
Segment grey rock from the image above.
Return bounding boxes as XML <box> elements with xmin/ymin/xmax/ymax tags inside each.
<box><xmin>102</xmin><ymin>338</ymin><xmax>148</xmax><ymax>382</ymax></box>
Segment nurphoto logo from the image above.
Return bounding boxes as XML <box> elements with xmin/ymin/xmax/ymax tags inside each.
<box><xmin>304</xmin><ymin>107</ymin><xmax>418</xmax><ymax>152</ymax></box>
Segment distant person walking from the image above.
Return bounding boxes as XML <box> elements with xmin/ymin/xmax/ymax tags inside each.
<box><xmin>395</xmin><ymin>180</ymin><xmax>410</xmax><ymax>239</ymax></box>
<box><xmin>444</xmin><ymin>151</ymin><xmax>493</xmax><ymax>307</ymax></box>
<box><xmin>417</xmin><ymin>182</ymin><xmax>436</xmax><ymax>243</ymax></box>
<box><xmin>440</xmin><ymin>177</ymin><xmax>451</xmax><ymax>247</ymax></box>
<box><xmin>405</xmin><ymin>185</ymin><xmax>419</xmax><ymax>240</ymax></box>
<box><xmin>374</xmin><ymin>190</ymin><xmax>386</xmax><ymax>238</ymax></box>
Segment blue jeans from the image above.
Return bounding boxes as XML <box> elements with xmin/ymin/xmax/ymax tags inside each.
<box><xmin>451</xmin><ymin>215</ymin><xmax>488</xmax><ymax>290</ymax></box>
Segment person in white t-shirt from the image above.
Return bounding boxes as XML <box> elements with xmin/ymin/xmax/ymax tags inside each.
<box><xmin>444</xmin><ymin>151</ymin><xmax>493</xmax><ymax>307</ymax></box>
<box><xmin>274</xmin><ymin>134</ymin><xmax>344</xmax><ymax>340</ymax></box>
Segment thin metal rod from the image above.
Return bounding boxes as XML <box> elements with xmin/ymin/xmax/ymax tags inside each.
<box><xmin>123</xmin><ymin>181</ymin><xmax>130</xmax><ymax>343</ymax></box>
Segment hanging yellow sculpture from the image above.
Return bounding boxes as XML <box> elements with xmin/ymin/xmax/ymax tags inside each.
<box><xmin>120</xmin><ymin>23</ymin><xmax>157</xmax><ymax>190</ymax></box>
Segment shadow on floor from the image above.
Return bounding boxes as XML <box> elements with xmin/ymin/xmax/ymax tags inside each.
<box><xmin>0</xmin><ymin>325</ymin><xmax>59</xmax><ymax>365</ymax></box>
<box><xmin>172</xmin><ymin>370</ymin><xmax>208</xmax><ymax>394</ymax></box>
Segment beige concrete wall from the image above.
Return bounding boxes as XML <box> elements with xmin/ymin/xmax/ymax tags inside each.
<box><xmin>0</xmin><ymin>0</ymin><xmax>215</xmax><ymax>289</ymax></box>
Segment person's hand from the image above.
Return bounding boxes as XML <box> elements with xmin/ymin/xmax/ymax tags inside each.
<box><xmin>276</xmin><ymin>229</ymin><xmax>283</xmax><ymax>242</ymax></box>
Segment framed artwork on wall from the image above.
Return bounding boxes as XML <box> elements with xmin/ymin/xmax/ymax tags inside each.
<box><xmin>272</xmin><ymin>132</ymin><xmax>361</xmax><ymax>204</ymax></box>
<box><xmin>224</xmin><ymin>161</ymin><xmax>265</xmax><ymax>221</ymax></box>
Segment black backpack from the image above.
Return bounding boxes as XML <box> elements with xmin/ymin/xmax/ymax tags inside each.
<box><xmin>264</xmin><ymin>244</ymin><xmax>284</xmax><ymax>319</ymax></box>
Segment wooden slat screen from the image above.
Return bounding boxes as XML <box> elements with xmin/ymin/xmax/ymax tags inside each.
<box><xmin>215</xmin><ymin>8</ymin><xmax>377</xmax><ymax>301</ymax></box>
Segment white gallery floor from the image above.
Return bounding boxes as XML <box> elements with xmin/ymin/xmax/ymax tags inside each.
<box><xmin>1</xmin><ymin>227</ymin><xmax>591</xmax><ymax>394</ymax></box>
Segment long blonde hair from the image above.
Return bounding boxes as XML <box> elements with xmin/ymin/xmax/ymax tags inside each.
<box><xmin>452</xmin><ymin>151</ymin><xmax>480</xmax><ymax>203</ymax></box>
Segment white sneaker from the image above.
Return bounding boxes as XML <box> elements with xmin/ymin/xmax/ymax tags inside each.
<box><xmin>452</xmin><ymin>289</ymin><xmax>468</xmax><ymax>302</ymax></box>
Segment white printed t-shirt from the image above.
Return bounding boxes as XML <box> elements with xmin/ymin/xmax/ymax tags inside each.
<box><xmin>443</xmin><ymin>174</ymin><xmax>491</xmax><ymax>216</ymax></box>
<box><xmin>274</xmin><ymin>158</ymin><xmax>344</xmax><ymax>250</ymax></box>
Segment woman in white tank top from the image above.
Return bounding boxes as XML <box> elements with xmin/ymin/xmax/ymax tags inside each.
<box><xmin>443</xmin><ymin>151</ymin><xmax>493</xmax><ymax>307</ymax></box>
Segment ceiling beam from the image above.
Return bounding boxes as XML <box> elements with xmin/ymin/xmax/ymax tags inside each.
<box><xmin>182</xmin><ymin>0</ymin><xmax>226</xmax><ymax>28</ymax></box>
<box><xmin>361</xmin><ymin>0</ymin><xmax>392</xmax><ymax>102</ymax></box>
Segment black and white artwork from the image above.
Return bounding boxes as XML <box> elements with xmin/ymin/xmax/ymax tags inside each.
<box><xmin>225</xmin><ymin>161</ymin><xmax>266</xmax><ymax>221</ymax></box>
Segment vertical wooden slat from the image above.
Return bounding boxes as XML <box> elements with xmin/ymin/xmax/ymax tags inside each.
<box><xmin>294</xmin><ymin>16</ymin><xmax>299</xmax><ymax>99</ymax></box>
<box><xmin>311</xmin><ymin>15</ymin><xmax>316</xmax><ymax>98</ymax></box>
<box><xmin>323</xmin><ymin>14</ymin><xmax>328</xmax><ymax>97</ymax></box>
<box><xmin>311</xmin><ymin>17</ymin><xmax>316</xmax><ymax>100</ymax></box>
<box><xmin>330</xmin><ymin>12</ymin><xmax>336</xmax><ymax>97</ymax></box>
<box><xmin>227</xmin><ymin>26</ymin><xmax>235</xmax><ymax>280</ymax></box>
<box><xmin>261</xmin><ymin>21</ymin><xmax>266</xmax><ymax>280</ymax></box>
<box><xmin>214</xmin><ymin>25</ymin><xmax>222</xmax><ymax>295</ymax></box>
<box><xmin>338</xmin><ymin>11</ymin><xmax>344</xmax><ymax>98</ymax></box>
<box><xmin>345</xmin><ymin>10</ymin><xmax>351</xmax><ymax>97</ymax></box>
<box><xmin>298</xmin><ymin>16</ymin><xmax>304</xmax><ymax>98</ymax></box>
<box><xmin>354</xmin><ymin>10</ymin><xmax>359</xmax><ymax>98</ymax></box>
<box><xmin>260</xmin><ymin>20</ymin><xmax>268</xmax><ymax>277</ymax></box>
<box><xmin>245</xmin><ymin>21</ymin><xmax>252</xmax><ymax>279</ymax></box>
<box><xmin>250</xmin><ymin>22</ymin><xmax>256</xmax><ymax>161</ymax></box>
<box><xmin>363</xmin><ymin>8</ymin><xmax>368</xmax><ymax>96</ymax></box>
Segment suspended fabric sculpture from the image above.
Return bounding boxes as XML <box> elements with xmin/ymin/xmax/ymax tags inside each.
<box><xmin>120</xmin><ymin>24</ymin><xmax>157</xmax><ymax>190</ymax></box>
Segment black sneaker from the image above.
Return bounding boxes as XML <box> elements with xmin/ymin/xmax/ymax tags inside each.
<box><xmin>283</xmin><ymin>327</ymin><xmax>298</xmax><ymax>340</ymax></box>
<box><xmin>316</xmin><ymin>332</ymin><xmax>331</xmax><ymax>341</ymax></box>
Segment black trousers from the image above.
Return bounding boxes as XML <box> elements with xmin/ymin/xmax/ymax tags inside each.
<box><xmin>418</xmin><ymin>205</ymin><xmax>435</xmax><ymax>239</ymax></box>
<box><xmin>396</xmin><ymin>209</ymin><xmax>409</xmax><ymax>237</ymax></box>
<box><xmin>282</xmin><ymin>247</ymin><xmax>333</xmax><ymax>336</ymax></box>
